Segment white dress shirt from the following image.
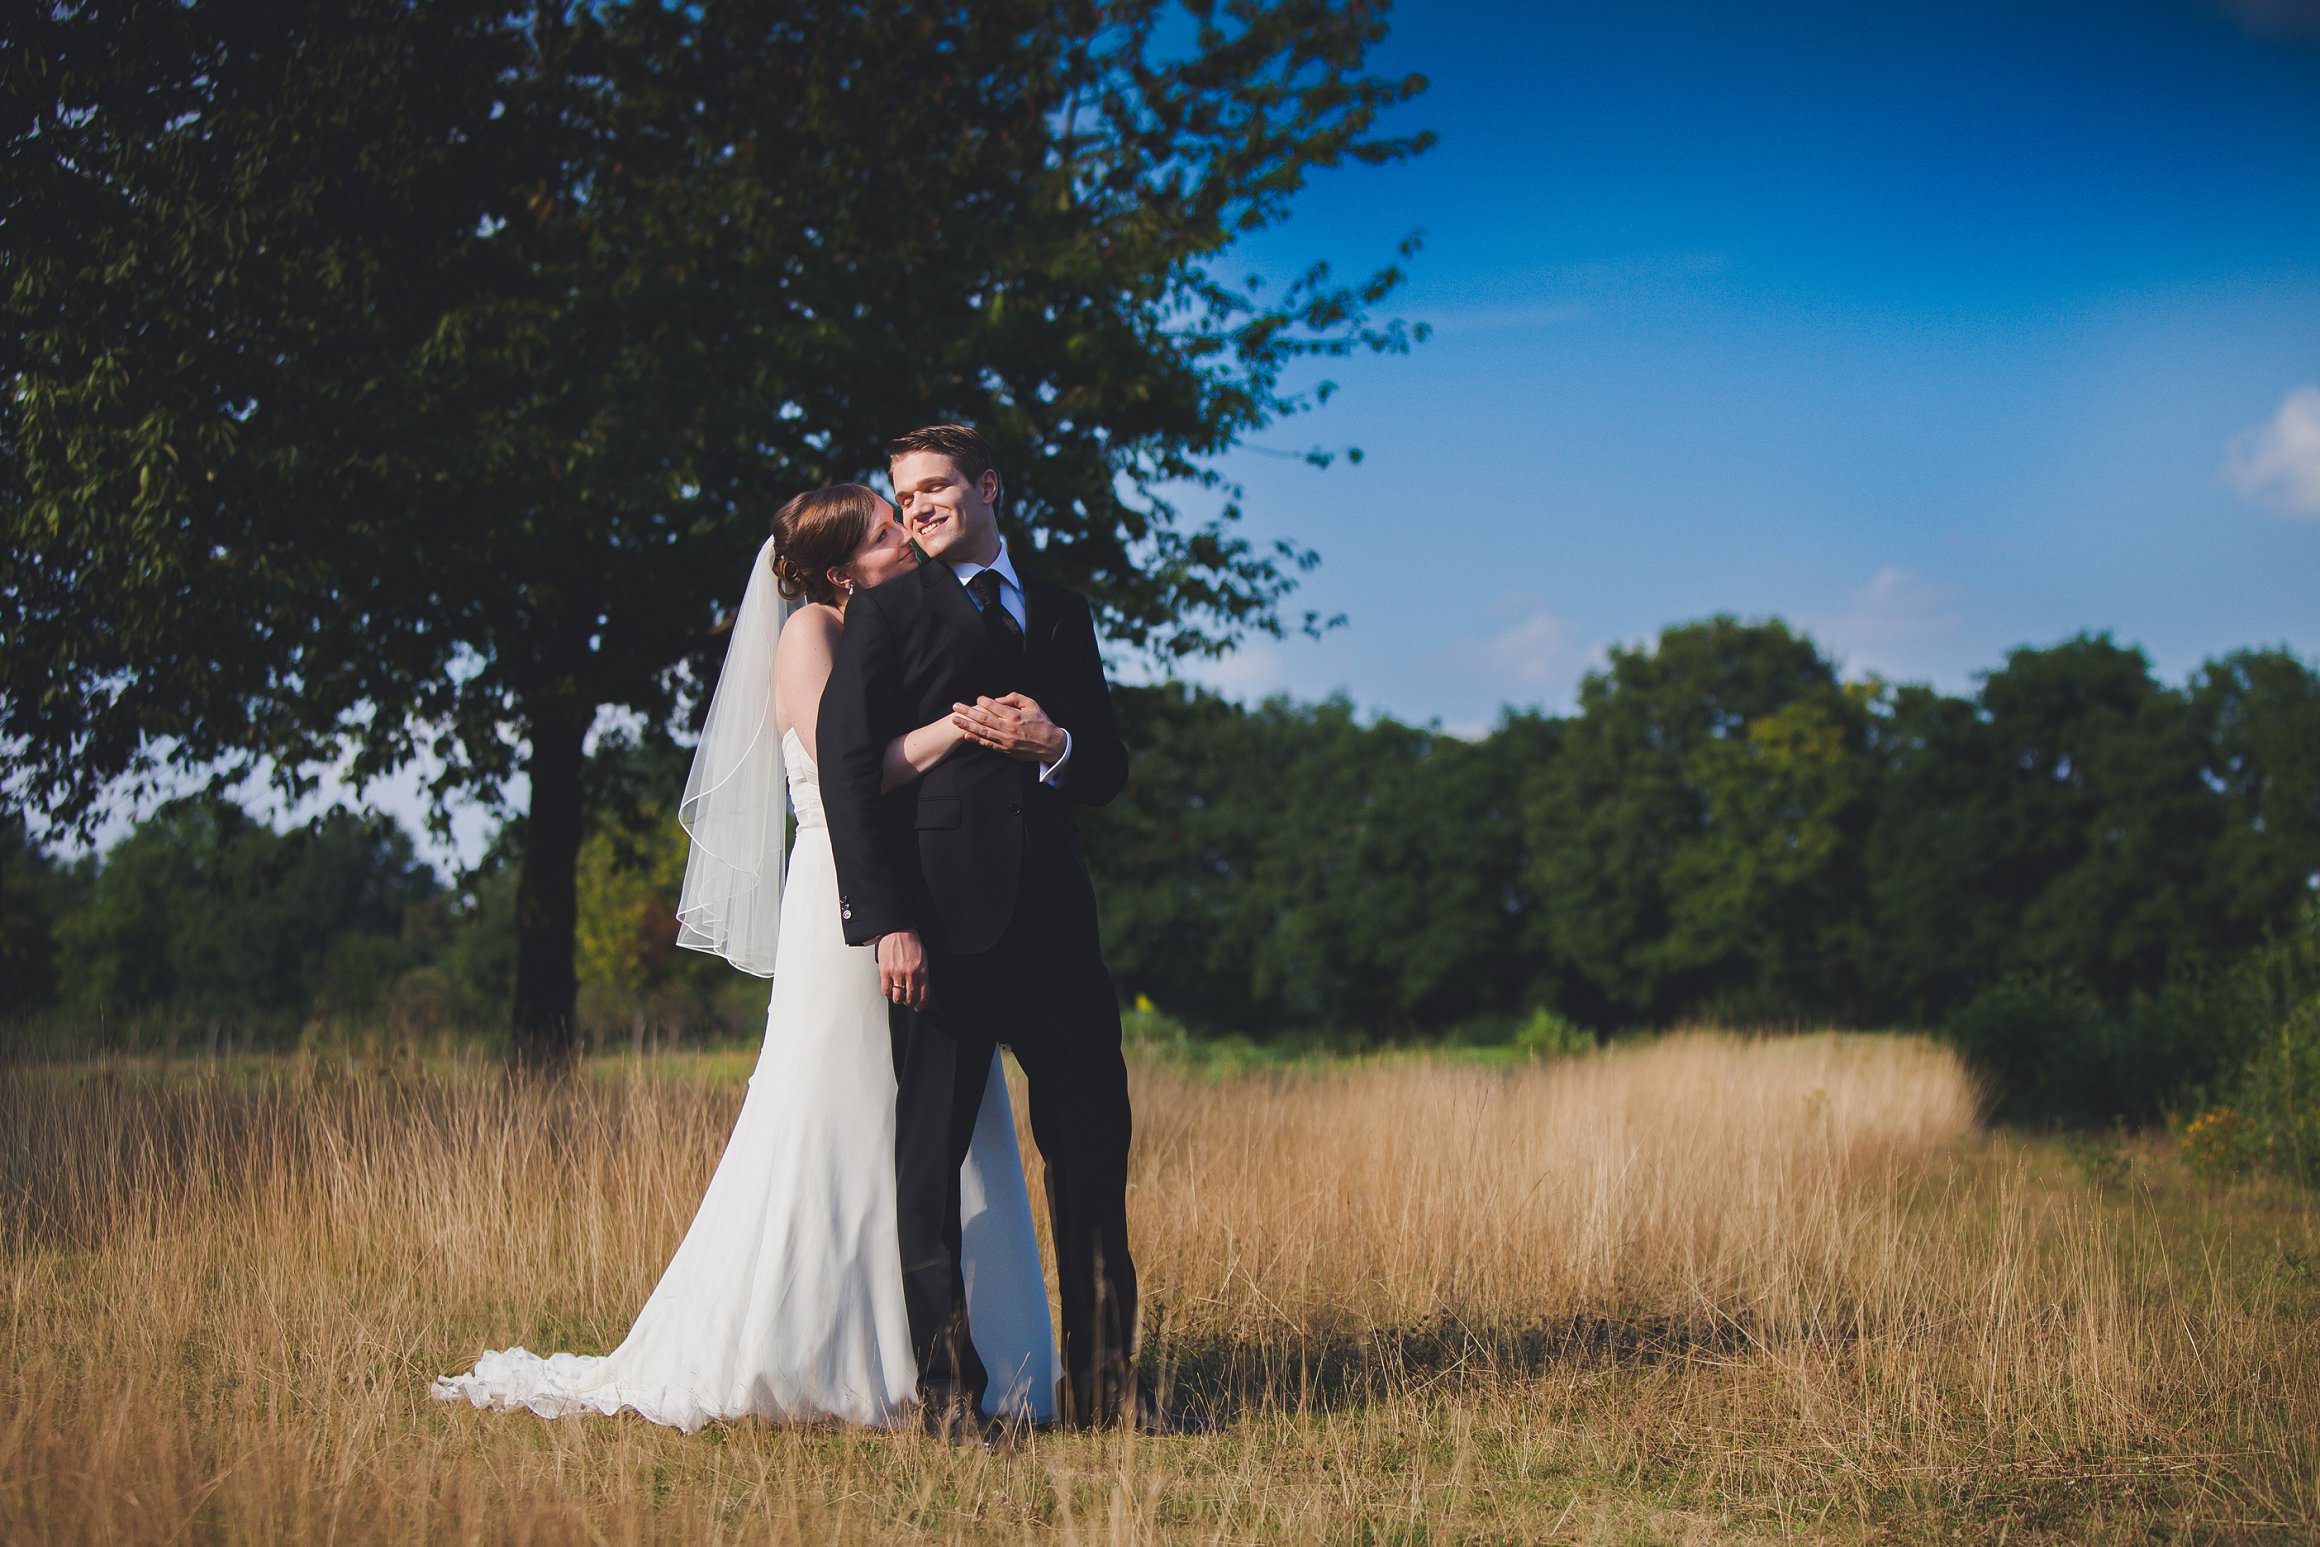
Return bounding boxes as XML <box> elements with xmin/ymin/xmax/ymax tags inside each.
<box><xmin>949</xmin><ymin>538</ymin><xmax>1072</xmax><ymax>784</ymax></box>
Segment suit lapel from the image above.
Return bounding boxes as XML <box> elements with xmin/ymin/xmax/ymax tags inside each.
<box><xmin>1021</xmin><ymin>577</ymin><xmax>1064</xmax><ymax>661</ymax></box>
<box><xmin>922</xmin><ymin>555</ymin><xmax>985</xmax><ymax>642</ymax></box>
<box><xmin>918</xmin><ymin>555</ymin><xmax>1013</xmax><ymax>687</ymax></box>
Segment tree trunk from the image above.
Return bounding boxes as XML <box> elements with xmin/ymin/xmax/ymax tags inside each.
<box><xmin>512</xmin><ymin>704</ymin><xmax>587</xmax><ymax>1070</ymax></box>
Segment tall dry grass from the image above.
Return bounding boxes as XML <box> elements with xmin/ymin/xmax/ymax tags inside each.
<box><xmin>3</xmin><ymin>1032</ymin><xmax>2314</xmax><ymax>1542</ymax></box>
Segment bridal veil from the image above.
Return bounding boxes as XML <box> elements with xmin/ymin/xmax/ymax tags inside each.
<box><xmin>675</xmin><ymin>535</ymin><xmax>790</xmax><ymax>977</ymax></box>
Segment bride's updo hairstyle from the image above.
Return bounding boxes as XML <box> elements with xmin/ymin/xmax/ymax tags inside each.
<box><xmin>768</xmin><ymin>484</ymin><xmax>883</xmax><ymax>605</ymax></box>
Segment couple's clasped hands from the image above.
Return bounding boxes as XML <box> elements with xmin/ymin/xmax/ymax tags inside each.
<box><xmin>879</xmin><ymin>693</ymin><xmax>1065</xmax><ymax>1013</ymax></box>
<box><xmin>951</xmin><ymin>692</ymin><xmax>1064</xmax><ymax>763</ymax></box>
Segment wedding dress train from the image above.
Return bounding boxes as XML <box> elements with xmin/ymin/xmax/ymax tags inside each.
<box><xmin>433</xmin><ymin>729</ymin><xmax>1056</xmax><ymax>1431</ymax></box>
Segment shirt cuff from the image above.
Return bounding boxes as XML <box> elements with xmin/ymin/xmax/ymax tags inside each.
<box><xmin>1039</xmin><ymin>727</ymin><xmax>1073</xmax><ymax>786</ymax></box>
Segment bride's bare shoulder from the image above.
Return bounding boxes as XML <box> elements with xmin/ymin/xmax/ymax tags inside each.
<box><xmin>779</xmin><ymin>602</ymin><xmax>843</xmax><ymax>653</ymax></box>
<box><xmin>773</xmin><ymin>603</ymin><xmax>843</xmax><ymax>738</ymax></box>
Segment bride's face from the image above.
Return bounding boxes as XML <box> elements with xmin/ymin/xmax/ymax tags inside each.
<box><xmin>841</xmin><ymin>502</ymin><xmax>919</xmax><ymax>594</ymax></box>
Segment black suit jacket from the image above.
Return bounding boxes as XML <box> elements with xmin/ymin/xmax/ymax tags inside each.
<box><xmin>817</xmin><ymin>555</ymin><xmax>1128</xmax><ymax>956</ymax></box>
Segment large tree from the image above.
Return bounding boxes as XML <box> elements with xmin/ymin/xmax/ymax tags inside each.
<box><xmin>2191</xmin><ymin>646</ymin><xmax>2320</xmax><ymax>927</ymax></box>
<box><xmin>3</xmin><ymin>0</ymin><xmax>1431</xmax><ymax>1060</ymax></box>
<box><xmin>1519</xmin><ymin>616</ymin><xmax>1844</xmax><ymax>1025</ymax></box>
<box><xmin>1867</xmin><ymin>635</ymin><xmax>2309</xmax><ymax>1019</ymax></box>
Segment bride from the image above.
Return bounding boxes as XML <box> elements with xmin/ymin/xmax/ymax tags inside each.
<box><xmin>434</xmin><ymin>485</ymin><xmax>1057</xmax><ymax>1432</ymax></box>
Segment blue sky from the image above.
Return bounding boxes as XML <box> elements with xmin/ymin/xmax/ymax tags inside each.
<box><xmin>48</xmin><ymin>0</ymin><xmax>2320</xmax><ymax>873</ymax></box>
<box><xmin>1157</xmin><ymin>0</ymin><xmax>2320</xmax><ymax>734</ymax></box>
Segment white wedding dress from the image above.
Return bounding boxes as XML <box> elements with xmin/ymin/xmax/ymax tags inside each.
<box><xmin>433</xmin><ymin>729</ymin><xmax>1058</xmax><ymax>1431</ymax></box>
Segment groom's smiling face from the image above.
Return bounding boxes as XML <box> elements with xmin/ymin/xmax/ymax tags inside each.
<box><xmin>890</xmin><ymin>450</ymin><xmax>1001</xmax><ymax>565</ymax></box>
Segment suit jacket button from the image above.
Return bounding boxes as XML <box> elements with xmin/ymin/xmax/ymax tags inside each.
<box><xmin>1009</xmin><ymin>802</ymin><xmax>1021</xmax><ymax>816</ymax></box>
<box><xmin>841</xmin><ymin>904</ymin><xmax>852</xmax><ymax>920</ymax></box>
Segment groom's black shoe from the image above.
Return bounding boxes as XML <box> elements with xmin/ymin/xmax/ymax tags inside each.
<box><xmin>1126</xmin><ymin>1391</ymin><xmax>1218</xmax><ymax>1437</ymax></box>
<box><xmin>917</xmin><ymin>1401</ymin><xmax>1006</xmax><ymax>1451</ymax></box>
<box><xmin>1057</xmin><ymin>1377</ymin><xmax>1216</xmax><ymax>1436</ymax></box>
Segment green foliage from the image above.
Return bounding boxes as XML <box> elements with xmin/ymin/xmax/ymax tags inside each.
<box><xmin>1662</xmin><ymin>684</ymin><xmax>1879</xmax><ymax>1024</ymax></box>
<box><xmin>1</xmin><ymin>815</ymin><xmax>89</xmax><ymax>1018</ymax></box>
<box><xmin>2191</xmin><ymin>648</ymin><xmax>2320</xmax><ymax>923</ymax></box>
<box><xmin>2205</xmin><ymin>901</ymin><xmax>2320</xmax><ymax>1184</ymax></box>
<box><xmin>1941</xmin><ymin>973</ymin><xmax>2230</xmax><ymax>1129</ymax></box>
<box><xmin>3</xmin><ymin>0</ymin><xmax>1434</xmax><ymax>1053</ymax></box>
<box><xmin>2233</xmin><ymin>1001</ymin><xmax>2320</xmax><ymax>1185</ymax></box>
<box><xmin>1512</xmin><ymin>1007</ymin><xmax>1594</xmax><ymax>1060</ymax></box>
<box><xmin>2063</xmin><ymin>1120</ymin><xmax>2133</xmax><ymax>1188</ymax></box>
<box><xmin>386</xmin><ymin>864</ymin><xmax>519</xmax><ymax>1036</ymax></box>
<box><xmin>1120</xmin><ymin>1001</ymin><xmax>1197</xmax><ymax>1061</ymax></box>
<box><xmin>1857</xmin><ymin>683</ymin><xmax>2011</xmax><ymax>1018</ymax></box>
<box><xmin>1081</xmin><ymin>685</ymin><xmax>1553</xmax><ymax>1032</ymax></box>
<box><xmin>1868</xmin><ymin>636</ymin><xmax>2248</xmax><ymax>1023</ymax></box>
<box><xmin>1944</xmin><ymin>976</ymin><xmax>2113</xmax><ymax>1125</ymax></box>
<box><xmin>49</xmin><ymin>797</ymin><xmax>433</xmax><ymax>1018</ymax></box>
<box><xmin>572</xmin><ymin>797</ymin><xmax>764</xmax><ymax>1047</ymax></box>
<box><xmin>1520</xmin><ymin>616</ymin><xmax>1857</xmax><ymax>1025</ymax></box>
<box><xmin>2177</xmin><ymin>1105</ymin><xmax>2264</xmax><ymax>1182</ymax></box>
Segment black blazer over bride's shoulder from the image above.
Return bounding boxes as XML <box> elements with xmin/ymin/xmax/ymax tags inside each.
<box><xmin>816</xmin><ymin>554</ymin><xmax>1128</xmax><ymax>956</ymax></box>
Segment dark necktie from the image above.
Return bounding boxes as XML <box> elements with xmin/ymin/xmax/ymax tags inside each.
<box><xmin>965</xmin><ymin>568</ymin><xmax>1024</xmax><ymax>649</ymax></box>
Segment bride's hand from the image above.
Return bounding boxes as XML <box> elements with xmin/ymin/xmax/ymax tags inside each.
<box><xmin>951</xmin><ymin>693</ymin><xmax>1065</xmax><ymax>763</ymax></box>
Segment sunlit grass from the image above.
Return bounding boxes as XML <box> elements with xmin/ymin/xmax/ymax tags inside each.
<box><xmin>3</xmin><ymin>1032</ymin><xmax>2315</xmax><ymax>1542</ymax></box>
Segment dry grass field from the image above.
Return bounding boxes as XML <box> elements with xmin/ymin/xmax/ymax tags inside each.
<box><xmin>4</xmin><ymin>1031</ymin><xmax>2316</xmax><ymax>1543</ymax></box>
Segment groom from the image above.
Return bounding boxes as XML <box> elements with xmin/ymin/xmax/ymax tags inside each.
<box><xmin>818</xmin><ymin>423</ymin><xmax>1186</xmax><ymax>1437</ymax></box>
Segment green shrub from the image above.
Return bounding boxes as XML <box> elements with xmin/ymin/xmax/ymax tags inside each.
<box><xmin>2064</xmin><ymin>1123</ymin><xmax>2132</xmax><ymax>1188</ymax></box>
<box><xmin>1514</xmin><ymin>1007</ymin><xmax>1595</xmax><ymax>1061</ymax></box>
<box><xmin>2177</xmin><ymin>1104</ymin><xmax>2263</xmax><ymax>1181</ymax></box>
<box><xmin>1120</xmin><ymin>999</ymin><xmax>1196</xmax><ymax>1059</ymax></box>
<box><xmin>1942</xmin><ymin>966</ymin><xmax>2269</xmax><ymax>1128</ymax></box>
<box><xmin>2223</xmin><ymin>997</ymin><xmax>2320</xmax><ymax>1185</ymax></box>
<box><xmin>1945</xmin><ymin>976</ymin><xmax>2117</xmax><ymax>1125</ymax></box>
<box><xmin>2186</xmin><ymin>900</ymin><xmax>2320</xmax><ymax>1182</ymax></box>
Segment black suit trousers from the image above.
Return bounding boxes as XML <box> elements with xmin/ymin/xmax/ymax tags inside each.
<box><xmin>889</xmin><ymin>837</ymin><xmax>1136</xmax><ymax>1424</ymax></box>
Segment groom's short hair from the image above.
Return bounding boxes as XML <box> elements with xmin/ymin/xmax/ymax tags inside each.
<box><xmin>886</xmin><ymin>423</ymin><xmax>998</xmax><ymax>489</ymax></box>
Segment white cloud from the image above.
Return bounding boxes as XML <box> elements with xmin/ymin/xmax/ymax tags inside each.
<box><xmin>2224</xmin><ymin>385</ymin><xmax>2320</xmax><ymax>518</ymax></box>
<box><xmin>1467</xmin><ymin>609</ymin><xmax>1578</xmax><ymax>688</ymax></box>
<box><xmin>1126</xmin><ymin>639</ymin><xmax>1296</xmax><ymax>700</ymax></box>
<box><xmin>1815</xmin><ymin>567</ymin><xmax>1964</xmax><ymax>680</ymax></box>
<box><xmin>1199</xmin><ymin>642</ymin><xmax>1293</xmax><ymax>696</ymax></box>
<box><xmin>1448</xmin><ymin>604</ymin><xmax>1590</xmax><ymax>708</ymax></box>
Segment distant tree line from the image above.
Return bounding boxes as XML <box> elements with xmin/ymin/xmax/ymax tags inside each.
<box><xmin>1095</xmin><ymin>619</ymin><xmax>2319</xmax><ymax>1026</ymax></box>
<box><xmin>1080</xmin><ymin>619</ymin><xmax>2319</xmax><ymax>1129</ymax></box>
<box><xmin>8</xmin><ymin>616</ymin><xmax>2318</xmax><ymax>1130</ymax></box>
